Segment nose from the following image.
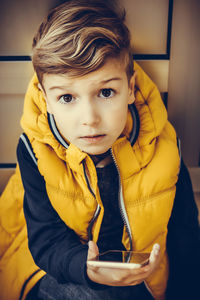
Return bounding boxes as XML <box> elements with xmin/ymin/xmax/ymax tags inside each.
<box><xmin>81</xmin><ymin>99</ymin><xmax>100</xmax><ymax>127</ymax></box>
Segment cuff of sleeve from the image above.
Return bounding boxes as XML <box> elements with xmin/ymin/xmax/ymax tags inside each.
<box><xmin>68</xmin><ymin>245</ymin><xmax>107</xmax><ymax>290</ymax></box>
<box><xmin>68</xmin><ymin>246</ymin><xmax>88</xmax><ymax>285</ymax></box>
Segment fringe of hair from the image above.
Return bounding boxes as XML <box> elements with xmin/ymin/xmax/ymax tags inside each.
<box><xmin>32</xmin><ymin>0</ymin><xmax>133</xmax><ymax>84</ymax></box>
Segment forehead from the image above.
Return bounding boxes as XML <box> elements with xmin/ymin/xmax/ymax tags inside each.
<box><xmin>42</xmin><ymin>57</ymin><xmax>128</xmax><ymax>90</ymax></box>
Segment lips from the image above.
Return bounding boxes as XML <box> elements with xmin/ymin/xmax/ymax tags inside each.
<box><xmin>80</xmin><ymin>134</ymin><xmax>106</xmax><ymax>143</ymax></box>
<box><xmin>81</xmin><ymin>134</ymin><xmax>105</xmax><ymax>138</ymax></box>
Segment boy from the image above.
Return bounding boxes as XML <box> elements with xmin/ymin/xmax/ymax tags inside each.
<box><xmin>0</xmin><ymin>1</ymin><xmax>199</xmax><ymax>299</ymax></box>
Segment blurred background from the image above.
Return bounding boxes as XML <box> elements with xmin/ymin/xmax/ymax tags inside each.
<box><xmin>0</xmin><ymin>0</ymin><xmax>199</xmax><ymax>205</ymax></box>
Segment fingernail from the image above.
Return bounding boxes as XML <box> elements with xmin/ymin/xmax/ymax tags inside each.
<box><xmin>154</xmin><ymin>244</ymin><xmax>160</xmax><ymax>255</ymax></box>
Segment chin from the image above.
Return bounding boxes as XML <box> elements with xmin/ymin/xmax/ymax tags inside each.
<box><xmin>84</xmin><ymin>148</ymin><xmax>110</xmax><ymax>156</ymax></box>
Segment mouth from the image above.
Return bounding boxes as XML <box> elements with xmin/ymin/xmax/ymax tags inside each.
<box><xmin>80</xmin><ymin>134</ymin><xmax>106</xmax><ymax>143</ymax></box>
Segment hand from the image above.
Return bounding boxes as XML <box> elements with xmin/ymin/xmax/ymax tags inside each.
<box><xmin>87</xmin><ymin>241</ymin><xmax>160</xmax><ymax>286</ymax></box>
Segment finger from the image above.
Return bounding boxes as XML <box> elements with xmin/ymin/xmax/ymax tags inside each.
<box><xmin>130</xmin><ymin>280</ymin><xmax>144</xmax><ymax>286</ymax></box>
<box><xmin>113</xmin><ymin>266</ymin><xmax>150</xmax><ymax>283</ymax></box>
<box><xmin>149</xmin><ymin>243</ymin><xmax>160</xmax><ymax>264</ymax></box>
<box><xmin>106</xmin><ymin>279</ymin><xmax>144</xmax><ymax>287</ymax></box>
<box><xmin>108</xmin><ymin>268</ymin><xmax>148</xmax><ymax>286</ymax></box>
<box><xmin>87</xmin><ymin>241</ymin><xmax>99</xmax><ymax>261</ymax></box>
<box><xmin>86</xmin><ymin>262</ymin><xmax>100</xmax><ymax>272</ymax></box>
<box><xmin>89</xmin><ymin>241</ymin><xmax>99</xmax><ymax>255</ymax></box>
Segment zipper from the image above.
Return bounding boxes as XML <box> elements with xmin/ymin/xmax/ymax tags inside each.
<box><xmin>87</xmin><ymin>204</ymin><xmax>101</xmax><ymax>240</ymax></box>
<box><xmin>144</xmin><ymin>281</ymin><xmax>154</xmax><ymax>298</ymax></box>
<box><xmin>110</xmin><ymin>149</ymin><xmax>133</xmax><ymax>256</ymax></box>
<box><xmin>110</xmin><ymin>151</ymin><xmax>154</xmax><ymax>296</ymax></box>
<box><xmin>83</xmin><ymin>161</ymin><xmax>101</xmax><ymax>240</ymax></box>
<box><xmin>83</xmin><ymin>150</ymin><xmax>133</xmax><ymax>250</ymax></box>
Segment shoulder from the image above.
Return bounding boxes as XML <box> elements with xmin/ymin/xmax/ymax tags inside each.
<box><xmin>17</xmin><ymin>133</ymin><xmax>46</xmax><ymax>190</ymax></box>
<box><xmin>17</xmin><ymin>133</ymin><xmax>37</xmax><ymax>167</ymax></box>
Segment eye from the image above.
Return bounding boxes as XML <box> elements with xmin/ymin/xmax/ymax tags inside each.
<box><xmin>99</xmin><ymin>88</ymin><xmax>115</xmax><ymax>99</ymax></box>
<box><xmin>59</xmin><ymin>94</ymin><xmax>75</xmax><ymax>104</ymax></box>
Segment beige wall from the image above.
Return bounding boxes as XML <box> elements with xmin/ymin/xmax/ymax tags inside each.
<box><xmin>0</xmin><ymin>0</ymin><xmax>56</xmax><ymax>55</ymax></box>
<box><xmin>121</xmin><ymin>0</ymin><xmax>169</xmax><ymax>54</ymax></box>
<box><xmin>168</xmin><ymin>0</ymin><xmax>200</xmax><ymax>167</ymax></box>
<box><xmin>0</xmin><ymin>0</ymin><xmax>169</xmax><ymax>55</ymax></box>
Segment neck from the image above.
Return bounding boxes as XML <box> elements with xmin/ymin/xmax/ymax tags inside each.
<box><xmin>90</xmin><ymin>150</ymin><xmax>112</xmax><ymax>167</ymax></box>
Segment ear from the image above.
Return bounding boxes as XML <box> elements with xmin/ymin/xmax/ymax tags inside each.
<box><xmin>38</xmin><ymin>83</ymin><xmax>52</xmax><ymax>114</ymax></box>
<box><xmin>128</xmin><ymin>71</ymin><xmax>137</xmax><ymax>105</ymax></box>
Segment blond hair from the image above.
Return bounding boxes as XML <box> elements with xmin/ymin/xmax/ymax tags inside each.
<box><xmin>32</xmin><ymin>0</ymin><xmax>133</xmax><ymax>85</ymax></box>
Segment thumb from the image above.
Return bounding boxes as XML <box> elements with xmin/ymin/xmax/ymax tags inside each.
<box><xmin>149</xmin><ymin>243</ymin><xmax>160</xmax><ymax>264</ymax></box>
<box><xmin>87</xmin><ymin>241</ymin><xmax>99</xmax><ymax>261</ymax></box>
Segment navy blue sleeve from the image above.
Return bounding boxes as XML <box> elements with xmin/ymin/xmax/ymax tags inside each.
<box><xmin>17</xmin><ymin>135</ymin><xmax>89</xmax><ymax>285</ymax></box>
<box><xmin>166</xmin><ymin>159</ymin><xmax>200</xmax><ymax>299</ymax></box>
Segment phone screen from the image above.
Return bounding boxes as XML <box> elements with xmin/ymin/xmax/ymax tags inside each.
<box><xmin>87</xmin><ymin>250</ymin><xmax>150</xmax><ymax>269</ymax></box>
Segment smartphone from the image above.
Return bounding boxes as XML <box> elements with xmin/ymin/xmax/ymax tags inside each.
<box><xmin>87</xmin><ymin>250</ymin><xmax>150</xmax><ymax>269</ymax></box>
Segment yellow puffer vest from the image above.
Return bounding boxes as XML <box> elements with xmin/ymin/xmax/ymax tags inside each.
<box><xmin>0</xmin><ymin>62</ymin><xmax>180</xmax><ymax>300</ymax></box>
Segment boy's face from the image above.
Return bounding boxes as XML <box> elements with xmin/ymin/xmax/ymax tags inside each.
<box><xmin>42</xmin><ymin>58</ymin><xmax>135</xmax><ymax>155</ymax></box>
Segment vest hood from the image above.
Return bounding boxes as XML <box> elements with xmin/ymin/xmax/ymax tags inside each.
<box><xmin>21</xmin><ymin>62</ymin><xmax>168</xmax><ymax>168</ymax></box>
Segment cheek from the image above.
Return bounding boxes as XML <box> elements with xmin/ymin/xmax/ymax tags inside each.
<box><xmin>109</xmin><ymin>107</ymin><xmax>128</xmax><ymax>132</ymax></box>
<box><xmin>52</xmin><ymin>111</ymin><xmax>72</xmax><ymax>134</ymax></box>
<box><xmin>45</xmin><ymin>100</ymin><xmax>53</xmax><ymax>114</ymax></box>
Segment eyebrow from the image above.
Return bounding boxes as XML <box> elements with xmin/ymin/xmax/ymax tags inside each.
<box><xmin>48</xmin><ymin>77</ymin><xmax>122</xmax><ymax>91</ymax></box>
<box><xmin>49</xmin><ymin>86</ymin><xmax>69</xmax><ymax>91</ymax></box>
<box><xmin>100</xmin><ymin>77</ymin><xmax>122</xmax><ymax>84</ymax></box>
